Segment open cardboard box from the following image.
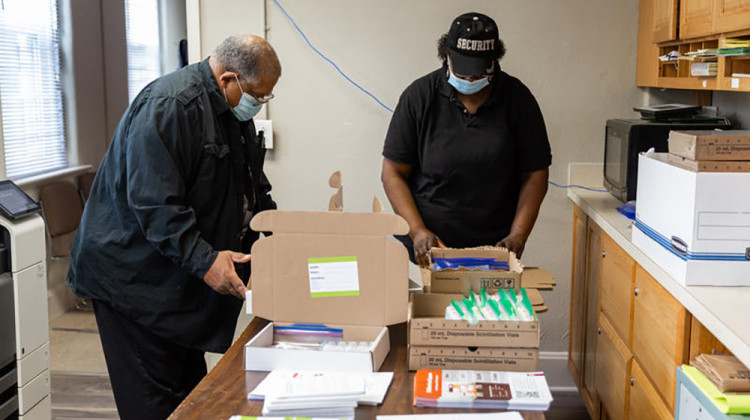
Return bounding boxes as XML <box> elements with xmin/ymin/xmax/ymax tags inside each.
<box><xmin>244</xmin><ymin>210</ymin><xmax>409</xmax><ymax>372</ymax></box>
<box><xmin>428</xmin><ymin>247</ymin><xmax>554</xmax><ymax>295</ymax></box>
<box><xmin>408</xmin><ymin>293</ymin><xmax>542</xmax><ymax>348</ymax></box>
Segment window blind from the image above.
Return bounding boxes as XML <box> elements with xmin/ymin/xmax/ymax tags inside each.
<box><xmin>125</xmin><ymin>0</ymin><xmax>161</xmax><ymax>102</ymax></box>
<box><xmin>0</xmin><ymin>0</ymin><xmax>66</xmax><ymax>179</ymax></box>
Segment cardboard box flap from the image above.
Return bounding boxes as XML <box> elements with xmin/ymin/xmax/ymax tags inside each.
<box><xmin>250</xmin><ymin>210</ymin><xmax>409</xmax><ymax>327</ymax></box>
<box><xmin>522</xmin><ymin>268</ymin><xmax>556</xmax><ymax>289</ymax></box>
<box><xmin>251</xmin><ymin>210</ymin><xmax>409</xmax><ymax>236</ymax></box>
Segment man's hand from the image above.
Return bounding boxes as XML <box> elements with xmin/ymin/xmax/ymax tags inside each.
<box><xmin>411</xmin><ymin>227</ymin><xmax>447</xmax><ymax>268</ymax></box>
<box><xmin>497</xmin><ymin>233</ymin><xmax>528</xmax><ymax>259</ymax></box>
<box><xmin>203</xmin><ymin>251</ymin><xmax>251</xmax><ymax>300</ymax></box>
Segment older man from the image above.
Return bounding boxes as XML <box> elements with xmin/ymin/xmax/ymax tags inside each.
<box><xmin>67</xmin><ymin>35</ymin><xmax>280</xmax><ymax>419</ymax></box>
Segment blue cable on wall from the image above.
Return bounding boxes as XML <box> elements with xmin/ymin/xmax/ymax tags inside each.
<box><xmin>547</xmin><ymin>181</ymin><xmax>608</xmax><ymax>193</ymax></box>
<box><xmin>270</xmin><ymin>0</ymin><xmax>394</xmax><ymax>113</ymax></box>
<box><xmin>271</xmin><ymin>0</ymin><xmax>607</xmax><ymax>194</ymax></box>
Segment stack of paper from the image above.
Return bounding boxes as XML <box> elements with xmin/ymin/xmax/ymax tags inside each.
<box><xmin>256</xmin><ymin>370</ymin><xmax>364</xmax><ymax>418</ymax></box>
<box><xmin>691</xmin><ymin>62</ymin><xmax>718</xmax><ymax>77</ymax></box>
<box><xmin>720</xmin><ymin>38</ymin><xmax>750</xmax><ymax>48</ymax></box>
<box><xmin>413</xmin><ymin>370</ymin><xmax>552</xmax><ymax>411</ymax></box>
<box><xmin>682</xmin><ymin>365</ymin><xmax>750</xmax><ymax>414</ymax></box>
<box><xmin>692</xmin><ymin>354</ymin><xmax>750</xmax><ymax>393</ymax></box>
<box><xmin>249</xmin><ymin>369</ymin><xmax>394</xmax><ymax>417</ymax></box>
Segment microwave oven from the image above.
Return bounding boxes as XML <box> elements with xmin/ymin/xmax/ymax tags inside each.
<box><xmin>603</xmin><ymin>118</ymin><xmax>732</xmax><ymax>202</ymax></box>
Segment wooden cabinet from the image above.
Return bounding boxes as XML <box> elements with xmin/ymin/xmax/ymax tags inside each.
<box><xmin>582</xmin><ymin>222</ymin><xmax>602</xmax><ymax>415</ymax></box>
<box><xmin>629</xmin><ymin>361</ymin><xmax>673</xmax><ymax>420</ymax></box>
<box><xmin>631</xmin><ymin>266</ymin><xmax>690</xmax><ymax>412</ymax></box>
<box><xmin>568</xmin><ymin>205</ymin><xmax>588</xmax><ymax>388</ymax></box>
<box><xmin>595</xmin><ymin>313</ymin><xmax>632</xmax><ymax>420</ymax></box>
<box><xmin>568</xmin><ymin>207</ymin><xmax>603</xmax><ymax>419</ymax></box>
<box><xmin>637</xmin><ymin>0</ymin><xmax>660</xmax><ymax>87</ymax></box>
<box><xmin>653</xmin><ymin>0</ymin><xmax>680</xmax><ymax>42</ymax></box>
<box><xmin>680</xmin><ymin>0</ymin><xmax>716</xmax><ymax>38</ymax></box>
<box><xmin>637</xmin><ymin>0</ymin><xmax>750</xmax><ymax>91</ymax></box>
<box><xmin>599</xmin><ymin>234</ymin><xmax>635</xmax><ymax>348</ymax></box>
<box><xmin>715</xmin><ymin>0</ymin><xmax>750</xmax><ymax>32</ymax></box>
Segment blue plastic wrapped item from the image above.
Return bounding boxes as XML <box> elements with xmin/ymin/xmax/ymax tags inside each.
<box><xmin>616</xmin><ymin>200</ymin><xmax>636</xmax><ymax>220</ymax></box>
<box><xmin>431</xmin><ymin>257</ymin><xmax>510</xmax><ymax>272</ymax></box>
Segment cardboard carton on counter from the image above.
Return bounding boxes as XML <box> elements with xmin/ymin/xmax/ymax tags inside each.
<box><xmin>408</xmin><ymin>345</ymin><xmax>538</xmax><ymax>371</ymax></box>
<box><xmin>407</xmin><ymin>292</ymin><xmax>546</xmax><ymax>371</ymax></box>
<box><xmin>428</xmin><ymin>247</ymin><xmax>555</xmax><ymax>296</ymax></box>
<box><xmin>669</xmin><ymin>130</ymin><xmax>750</xmax><ymax>161</ymax></box>
<box><xmin>244</xmin><ymin>210</ymin><xmax>409</xmax><ymax>372</ymax></box>
<box><xmin>408</xmin><ymin>292</ymin><xmax>542</xmax><ymax>348</ymax></box>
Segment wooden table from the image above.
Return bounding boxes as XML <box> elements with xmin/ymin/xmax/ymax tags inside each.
<box><xmin>169</xmin><ymin>318</ymin><xmax>544</xmax><ymax>420</ymax></box>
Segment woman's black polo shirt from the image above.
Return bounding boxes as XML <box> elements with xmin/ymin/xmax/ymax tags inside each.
<box><xmin>383</xmin><ymin>66</ymin><xmax>552</xmax><ymax>248</ymax></box>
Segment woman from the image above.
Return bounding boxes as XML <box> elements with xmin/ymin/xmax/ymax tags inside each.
<box><xmin>381</xmin><ymin>12</ymin><xmax>551</xmax><ymax>266</ymax></box>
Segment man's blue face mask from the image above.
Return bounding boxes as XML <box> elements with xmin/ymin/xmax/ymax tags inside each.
<box><xmin>447</xmin><ymin>70</ymin><xmax>489</xmax><ymax>95</ymax></box>
<box><xmin>224</xmin><ymin>74</ymin><xmax>262</xmax><ymax>121</ymax></box>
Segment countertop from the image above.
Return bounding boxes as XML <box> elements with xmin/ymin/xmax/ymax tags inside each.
<box><xmin>567</xmin><ymin>164</ymin><xmax>750</xmax><ymax>369</ymax></box>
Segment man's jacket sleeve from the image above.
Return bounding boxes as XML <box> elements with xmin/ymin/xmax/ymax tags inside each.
<box><xmin>124</xmin><ymin>97</ymin><xmax>218</xmax><ymax>279</ymax></box>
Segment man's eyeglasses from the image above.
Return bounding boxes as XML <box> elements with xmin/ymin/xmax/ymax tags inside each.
<box><xmin>234</xmin><ymin>75</ymin><xmax>274</xmax><ymax>104</ymax></box>
<box><xmin>246</xmin><ymin>87</ymin><xmax>274</xmax><ymax>105</ymax></box>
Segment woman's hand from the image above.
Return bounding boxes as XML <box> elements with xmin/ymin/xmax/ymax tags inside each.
<box><xmin>497</xmin><ymin>233</ymin><xmax>527</xmax><ymax>259</ymax></box>
<box><xmin>412</xmin><ymin>227</ymin><xmax>446</xmax><ymax>268</ymax></box>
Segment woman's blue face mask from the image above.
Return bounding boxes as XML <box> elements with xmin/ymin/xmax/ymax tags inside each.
<box><xmin>447</xmin><ymin>69</ymin><xmax>489</xmax><ymax>95</ymax></box>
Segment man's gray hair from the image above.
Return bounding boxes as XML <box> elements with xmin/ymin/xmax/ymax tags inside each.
<box><xmin>213</xmin><ymin>36</ymin><xmax>281</xmax><ymax>84</ymax></box>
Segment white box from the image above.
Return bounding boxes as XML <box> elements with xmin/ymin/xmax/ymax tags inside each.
<box><xmin>243</xmin><ymin>210</ymin><xmax>409</xmax><ymax>372</ymax></box>
<box><xmin>244</xmin><ymin>322</ymin><xmax>390</xmax><ymax>372</ymax></box>
<box><xmin>633</xmin><ymin>151</ymin><xmax>750</xmax><ymax>286</ymax></box>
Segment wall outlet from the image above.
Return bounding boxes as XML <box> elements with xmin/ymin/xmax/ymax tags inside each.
<box><xmin>255</xmin><ymin>119</ymin><xmax>273</xmax><ymax>149</ymax></box>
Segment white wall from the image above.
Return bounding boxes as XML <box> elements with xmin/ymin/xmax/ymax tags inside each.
<box><xmin>192</xmin><ymin>0</ymin><xmax>643</xmax><ymax>353</ymax></box>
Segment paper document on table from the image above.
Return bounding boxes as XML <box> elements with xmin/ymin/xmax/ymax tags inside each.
<box><xmin>308</xmin><ymin>256</ymin><xmax>359</xmax><ymax>297</ymax></box>
<box><xmin>249</xmin><ymin>369</ymin><xmax>393</xmax><ymax>405</ymax></box>
<box><xmin>229</xmin><ymin>416</ymin><xmax>343</xmax><ymax>420</ymax></box>
<box><xmin>377</xmin><ymin>412</ymin><xmax>523</xmax><ymax>419</ymax></box>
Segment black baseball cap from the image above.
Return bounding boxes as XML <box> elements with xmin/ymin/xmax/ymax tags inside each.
<box><xmin>447</xmin><ymin>12</ymin><xmax>500</xmax><ymax>77</ymax></box>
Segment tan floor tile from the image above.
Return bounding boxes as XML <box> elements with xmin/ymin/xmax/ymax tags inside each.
<box><xmin>50</xmin><ymin>310</ymin><xmax>98</xmax><ymax>332</ymax></box>
<box><xmin>50</xmin><ymin>330</ymin><xmax>108</xmax><ymax>374</ymax></box>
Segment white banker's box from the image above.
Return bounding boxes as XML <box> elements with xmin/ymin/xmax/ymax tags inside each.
<box><xmin>633</xmin><ymin>151</ymin><xmax>750</xmax><ymax>286</ymax></box>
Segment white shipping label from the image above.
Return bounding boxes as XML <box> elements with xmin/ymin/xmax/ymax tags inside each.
<box><xmin>308</xmin><ymin>256</ymin><xmax>360</xmax><ymax>297</ymax></box>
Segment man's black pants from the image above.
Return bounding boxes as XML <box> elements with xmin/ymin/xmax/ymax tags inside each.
<box><xmin>93</xmin><ymin>300</ymin><xmax>207</xmax><ymax>420</ymax></box>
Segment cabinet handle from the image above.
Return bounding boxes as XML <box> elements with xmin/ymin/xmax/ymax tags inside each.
<box><xmin>630</xmin><ymin>377</ymin><xmax>634</xmax><ymax>386</ymax></box>
<box><xmin>634</xmin><ymin>287</ymin><xmax>639</xmax><ymax>297</ymax></box>
<box><xmin>602</xmin><ymin>251</ymin><xmax>606</xmax><ymax>258</ymax></box>
<box><xmin>597</xmin><ymin>328</ymin><xmax>601</xmax><ymax>335</ymax></box>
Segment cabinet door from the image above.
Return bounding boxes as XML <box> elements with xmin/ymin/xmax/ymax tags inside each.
<box><xmin>583</xmin><ymin>222</ymin><xmax>603</xmax><ymax>418</ymax></box>
<box><xmin>629</xmin><ymin>361</ymin><xmax>673</xmax><ymax>420</ymax></box>
<box><xmin>653</xmin><ymin>0</ymin><xmax>679</xmax><ymax>42</ymax></box>
<box><xmin>637</xmin><ymin>0</ymin><xmax>659</xmax><ymax>87</ymax></box>
<box><xmin>681</xmin><ymin>0</ymin><xmax>715</xmax><ymax>38</ymax></box>
<box><xmin>632</xmin><ymin>265</ymin><xmax>690</xmax><ymax>413</ymax></box>
<box><xmin>568</xmin><ymin>205</ymin><xmax>588</xmax><ymax>388</ymax></box>
<box><xmin>595</xmin><ymin>313</ymin><xmax>632</xmax><ymax>420</ymax></box>
<box><xmin>599</xmin><ymin>234</ymin><xmax>635</xmax><ymax>348</ymax></box>
<box><xmin>715</xmin><ymin>0</ymin><xmax>750</xmax><ymax>33</ymax></box>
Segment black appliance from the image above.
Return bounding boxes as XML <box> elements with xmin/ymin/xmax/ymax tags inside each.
<box><xmin>603</xmin><ymin>118</ymin><xmax>732</xmax><ymax>202</ymax></box>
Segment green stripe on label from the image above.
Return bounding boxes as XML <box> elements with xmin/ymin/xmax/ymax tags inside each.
<box><xmin>311</xmin><ymin>290</ymin><xmax>360</xmax><ymax>298</ymax></box>
<box><xmin>308</xmin><ymin>256</ymin><xmax>357</xmax><ymax>264</ymax></box>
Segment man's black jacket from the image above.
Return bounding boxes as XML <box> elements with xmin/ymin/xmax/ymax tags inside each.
<box><xmin>67</xmin><ymin>58</ymin><xmax>276</xmax><ymax>352</ymax></box>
